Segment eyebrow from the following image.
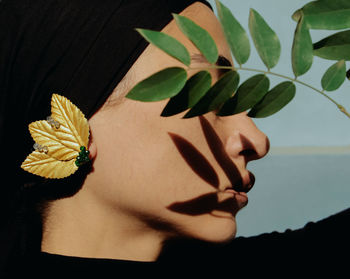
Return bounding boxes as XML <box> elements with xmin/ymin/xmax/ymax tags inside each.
<box><xmin>190</xmin><ymin>53</ymin><xmax>233</xmax><ymax>67</ymax></box>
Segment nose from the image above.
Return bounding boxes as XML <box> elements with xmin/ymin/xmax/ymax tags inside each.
<box><xmin>223</xmin><ymin>112</ymin><xmax>270</xmax><ymax>163</ymax></box>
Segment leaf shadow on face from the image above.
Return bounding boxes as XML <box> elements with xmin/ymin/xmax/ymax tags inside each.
<box><xmin>166</xmin><ymin>192</ymin><xmax>241</xmax><ymax>216</ymax></box>
<box><xmin>166</xmin><ymin>115</ymin><xmax>256</xmax><ymax>216</ymax></box>
<box><xmin>167</xmin><ymin>132</ymin><xmax>220</xmax><ymax>189</ymax></box>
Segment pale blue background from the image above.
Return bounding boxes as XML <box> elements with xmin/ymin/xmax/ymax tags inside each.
<box><xmin>207</xmin><ymin>0</ymin><xmax>350</xmax><ymax>236</ymax></box>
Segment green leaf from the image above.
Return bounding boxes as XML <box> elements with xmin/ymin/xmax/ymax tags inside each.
<box><xmin>321</xmin><ymin>60</ymin><xmax>346</xmax><ymax>91</ymax></box>
<box><xmin>217</xmin><ymin>74</ymin><xmax>270</xmax><ymax>116</ymax></box>
<box><xmin>173</xmin><ymin>13</ymin><xmax>219</xmax><ymax>64</ymax></box>
<box><xmin>125</xmin><ymin>67</ymin><xmax>187</xmax><ymax>102</ymax></box>
<box><xmin>136</xmin><ymin>29</ymin><xmax>191</xmax><ymax>66</ymax></box>
<box><xmin>248</xmin><ymin>81</ymin><xmax>296</xmax><ymax>118</ymax></box>
<box><xmin>161</xmin><ymin>71</ymin><xmax>212</xmax><ymax>117</ymax></box>
<box><xmin>313</xmin><ymin>30</ymin><xmax>350</xmax><ymax>61</ymax></box>
<box><xmin>215</xmin><ymin>0</ymin><xmax>250</xmax><ymax>65</ymax></box>
<box><xmin>292</xmin><ymin>16</ymin><xmax>314</xmax><ymax>77</ymax></box>
<box><xmin>292</xmin><ymin>0</ymin><xmax>350</xmax><ymax>30</ymax></box>
<box><xmin>183</xmin><ymin>70</ymin><xmax>239</xmax><ymax>118</ymax></box>
<box><xmin>248</xmin><ymin>9</ymin><xmax>281</xmax><ymax>70</ymax></box>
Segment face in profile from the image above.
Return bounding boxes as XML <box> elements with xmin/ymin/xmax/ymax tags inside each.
<box><xmin>48</xmin><ymin>2</ymin><xmax>270</xmax><ymax>256</ymax></box>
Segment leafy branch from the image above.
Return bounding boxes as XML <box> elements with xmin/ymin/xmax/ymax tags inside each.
<box><xmin>126</xmin><ymin>0</ymin><xmax>350</xmax><ymax>120</ymax></box>
<box><xmin>188</xmin><ymin>63</ymin><xmax>350</xmax><ymax>118</ymax></box>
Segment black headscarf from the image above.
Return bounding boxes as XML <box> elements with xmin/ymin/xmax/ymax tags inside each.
<box><xmin>0</xmin><ymin>0</ymin><xmax>212</xmax><ymax>267</ymax></box>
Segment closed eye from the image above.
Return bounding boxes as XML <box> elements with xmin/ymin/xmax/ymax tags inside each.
<box><xmin>216</xmin><ymin>55</ymin><xmax>233</xmax><ymax>75</ymax></box>
<box><xmin>190</xmin><ymin>54</ymin><xmax>232</xmax><ymax>68</ymax></box>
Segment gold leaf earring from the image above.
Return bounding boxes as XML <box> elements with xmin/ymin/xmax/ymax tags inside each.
<box><xmin>21</xmin><ymin>94</ymin><xmax>90</xmax><ymax>179</ymax></box>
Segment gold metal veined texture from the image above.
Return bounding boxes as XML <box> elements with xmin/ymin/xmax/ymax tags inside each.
<box><xmin>21</xmin><ymin>151</ymin><xmax>79</xmax><ymax>179</ymax></box>
<box><xmin>21</xmin><ymin>94</ymin><xmax>90</xmax><ymax>179</ymax></box>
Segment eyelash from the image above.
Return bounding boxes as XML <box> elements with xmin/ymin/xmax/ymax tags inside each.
<box><xmin>216</xmin><ymin>55</ymin><xmax>232</xmax><ymax>75</ymax></box>
<box><xmin>217</xmin><ymin>55</ymin><xmax>232</xmax><ymax>67</ymax></box>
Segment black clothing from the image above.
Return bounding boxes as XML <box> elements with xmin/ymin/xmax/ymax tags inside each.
<box><xmin>0</xmin><ymin>0</ymin><xmax>348</xmax><ymax>274</ymax></box>
<box><xmin>0</xmin><ymin>0</ymin><xmax>212</xmax><ymax>218</ymax></box>
<box><xmin>3</xmin><ymin>207</ymin><xmax>349</xmax><ymax>274</ymax></box>
<box><xmin>0</xmin><ymin>0</ymin><xmax>212</xmax><ymax>268</ymax></box>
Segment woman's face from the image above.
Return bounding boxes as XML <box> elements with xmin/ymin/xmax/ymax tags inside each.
<box><xmin>87</xmin><ymin>2</ymin><xmax>270</xmax><ymax>243</ymax></box>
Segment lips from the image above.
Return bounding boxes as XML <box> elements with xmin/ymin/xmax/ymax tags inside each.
<box><xmin>228</xmin><ymin>171</ymin><xmax>255</xmax><ymax>193</ymax></box>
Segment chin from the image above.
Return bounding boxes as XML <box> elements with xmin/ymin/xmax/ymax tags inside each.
<box><xmin>185</xmin><ymin>213</ymin><xmax>238</xmax><ymax>244</ymax></box>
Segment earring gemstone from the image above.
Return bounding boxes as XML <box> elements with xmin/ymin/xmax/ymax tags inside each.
<box><xmin>75</xmin><ymin>146</ymin><xmax>90</xmax><ymax>167</ymax></box>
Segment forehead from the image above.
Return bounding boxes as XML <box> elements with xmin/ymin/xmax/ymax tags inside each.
<box><xmin>179</xmin><ymin>2</ymin><xmax>221</xmax><ymax>36</ymax></box>
<box><xmin>110</xmin><ymin>2</ymin><xmax>232</xmax><ymax>100</ymax></box>
<box><xmin>162</xmin><ymin>2</ymin><xmax>231</xmax><ymax>61</ymax></box>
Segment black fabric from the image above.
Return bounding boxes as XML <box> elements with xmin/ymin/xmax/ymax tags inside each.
<box><xmin>0</xmin><ymin>0</ymin><xmax>212</xmax><ymax>193</ymax></box>
<box><xmin>1</xmin><ymin>0</ymin><xmax>348</xmax><ymax>274</ymax></box>
<box><xmin>159</xmin><ymin>207</ymin><xmax>350</xmax><ymax>268</ymax></box>
<box><xmin>3</xmin><ymin>207</ymin><xmax>349</xmax><ymax>274</ymax></box>
<box><xmin>0</xmin><ymin>0</ymin><xmax>212</xmax><ymax>269</ymax></box>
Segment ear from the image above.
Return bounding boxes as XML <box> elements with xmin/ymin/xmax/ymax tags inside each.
<box><xmin>88</xmin><ymin>130</ymin><xmax>97</xmax><ymax>160</ymax></box>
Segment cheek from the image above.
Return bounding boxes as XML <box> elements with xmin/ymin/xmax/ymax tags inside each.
<box><xmin>91</xmin><ymin>108</ymin><xmax>209</xmax><ymax>209</ymax></box>
<box><xmin>90</xmin><ymin>103</ymin><xmax>238</xmax><ymax>242</ymax></box>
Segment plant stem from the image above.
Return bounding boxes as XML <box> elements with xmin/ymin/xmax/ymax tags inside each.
<box><xmin>188</xmin><ymin>64</ymin><xmax>350</xmax><ymax>119</ymax></box>
<box><xmin>239</xmin><ymin>66</ymin><xmax>334</xmax><ymax>103</ymax></box>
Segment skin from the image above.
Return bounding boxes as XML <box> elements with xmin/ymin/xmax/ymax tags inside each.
<box><xmin>41</xmin><ymin>2</ymin><xmax>270</xmax><ymax>262</ymax></box>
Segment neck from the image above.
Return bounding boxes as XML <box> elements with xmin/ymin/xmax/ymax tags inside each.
<box><xmin>41</xmin><ymin>187</ymin><xmax>165</xmax><ymax>262</ymax></box>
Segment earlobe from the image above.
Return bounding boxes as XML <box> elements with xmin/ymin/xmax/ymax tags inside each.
<box><xmin>88</xmin><ymin>131</ymin><xmax>97</xmax><ymax>160</ymax></box>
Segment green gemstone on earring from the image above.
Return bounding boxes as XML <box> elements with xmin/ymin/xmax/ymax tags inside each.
<box><xmin>75</xmin><ymin>146</ymin><xmax>90</xmax><ymax>168</ymax></box>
